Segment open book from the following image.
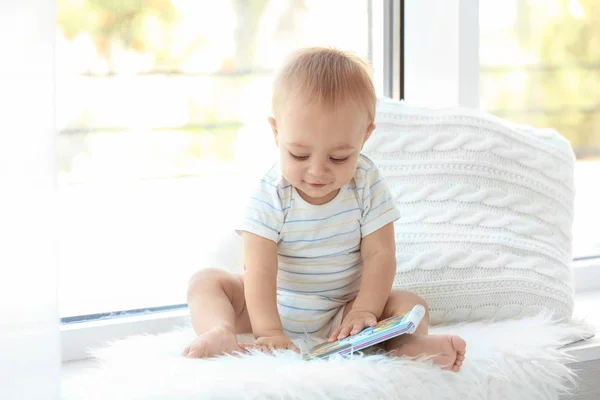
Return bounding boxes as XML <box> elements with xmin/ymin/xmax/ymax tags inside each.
<box><xmin>303</xmin><ymin>304</ymin><xmax>426</xmax><ymax>360</ymax></box>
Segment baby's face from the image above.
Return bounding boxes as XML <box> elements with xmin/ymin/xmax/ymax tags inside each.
<box><xmin>270</xmin><ymin>98</ymin><xmax>375</xmax><ymax>205</ymax></box>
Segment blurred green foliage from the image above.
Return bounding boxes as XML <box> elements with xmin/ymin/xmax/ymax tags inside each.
<box><xmin>538</xmin><ymin>0</ymin><xmax>600</xmax><ymax>153</ymax></box>
<box><xmin>57</xmin><ymin>0</ymin><xmax>179</xmax><ymax>71</ymax></box>
<box><xmin>482</xmin><ymin>0</ymin><xmax>600</xmax><ymax>156</ymax></box>
<box><xmin>57</xmin><ymin>0</ymin><xmax>599</xmax><ymax>171</ymax></box>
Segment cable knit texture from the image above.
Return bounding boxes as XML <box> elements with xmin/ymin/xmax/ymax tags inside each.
<box><xmin>363</xmin><ymin>98</ymin><xmax>575</xmax><ymax>324</ymax></box>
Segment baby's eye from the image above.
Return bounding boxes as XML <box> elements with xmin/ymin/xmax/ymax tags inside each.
<box><xmin>330</xmin><ymin>157</ymin><xmax>349</xmax><ymax>164</ymax></box>
<box><xmin>290</xmin><ymin>152</ymin><xmax>309</xmax><ymax>161</ymax></box>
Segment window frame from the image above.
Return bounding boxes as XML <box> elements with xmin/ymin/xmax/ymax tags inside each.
<box><xmin>60</xmin><ymin>0</ymin><xmax>600</xmax><ymax>363</ymax></box>
<box><xmin>383</xmin><ymin>0</ymin><xmax>403</xmax><ymax>99</ymax></box>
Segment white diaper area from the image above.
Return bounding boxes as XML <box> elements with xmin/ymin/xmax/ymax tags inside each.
<box><xmin>277</xmin><ymin>291</ymin><xmax>348</xmax><ymax>338</ymax></box>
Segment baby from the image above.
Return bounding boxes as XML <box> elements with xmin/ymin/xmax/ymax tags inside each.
<box><xmin>183</xmin><ymin>47</ymin><xmax>466</xmax><ymax>372</ymax></box>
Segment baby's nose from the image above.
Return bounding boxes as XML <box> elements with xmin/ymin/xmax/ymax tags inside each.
<box><xmin>308</xmin><ymin>161</ymin><xmax>328</xmax><ymax>177</ymax></box>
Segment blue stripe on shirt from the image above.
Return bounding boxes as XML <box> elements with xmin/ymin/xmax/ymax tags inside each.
<box><xmin>285</xmin><ymin>207</ymin><xmax>360</xmax><ymax>223</ymax></box>
<box><xmin>261</xmin><ymin>178</ymin><xmax>291</xmax><ymax>191</ymax></box>
<box><xmin>260</xmin><ymin>179</ymin><xmax>277</xmax><ymax>188</ymax></box>
<box><xmin>278</xmin><ymin>245</ymin><xmax>360</xmax><ymax>259</ymax></box>
<box><xmin>250</xmin><ymin>197</ymin><xmax>282</xmax><ymax>212</ymax></box>
<box><xmin>277</xmin><ymin>303</ymin><xmax>340</xmax><ymax>312</ymax></box>
<box><xmin>365</xmin><ymin>197</ymin><xmax>393</xmax><ymax>217</ymax></box>
<box><xmin>370</xmin><ymin>178</ymin><xmax>382</xmax><ymax>189</ymax></box>
<box><xmin>277</xmin><ymin>274</ymin><xmax>362</xmax><ymax>294</ymax></box>
<box><xmin>363</xmin><ymin>179</ymin><xmax>383</xmax><ymax>203</ymax></box>
<box><xmin>278</xmin><ymin>260</ymin><xmax>362</xmax><ymax>275</ymax></box>
<box><xmin>245</xmin><ymin>217</ymin><xmax>278</xmax><ymax>233</ymax></box>
<box><xmin>280</xmin><ymin>226</ymin><xmax>359</xmax><ymax>244</ymax></box>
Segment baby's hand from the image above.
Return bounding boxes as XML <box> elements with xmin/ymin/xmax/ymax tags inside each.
<box><xmin>240</xmin><ymin>334</ymin><xmax>300</xmax><ymax>353</ymax></box>
<box><xmin>329</xmin><ymin>310</ymin><xmax>378</xmax><ymax>342</ymax></box>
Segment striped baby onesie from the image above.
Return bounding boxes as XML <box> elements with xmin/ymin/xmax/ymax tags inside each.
<box><xmin>236</xmin><ymin>154</ymin><xmax>400</xmax><ymax>337</ymax></box>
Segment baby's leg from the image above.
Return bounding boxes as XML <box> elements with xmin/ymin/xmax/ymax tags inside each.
<box><xmin>382</xmin><ymin>290</ymin><xmax>466</xmax><ymax>372</ymax></box>
<box><xmin>183</xmin><ymin>268</ymin><xmax>251</xmax><ymax>358</ymax></box>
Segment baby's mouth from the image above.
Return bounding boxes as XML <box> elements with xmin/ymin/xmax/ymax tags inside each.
<box><xmin>306</xmin><ymin>182</ymin><xmax>327</xmax><ymax>189</ymax></box>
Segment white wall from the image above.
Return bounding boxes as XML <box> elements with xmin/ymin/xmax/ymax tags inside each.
<box><xmin>0</xmin><ymin>1</ymin><xmax>60</xmax><ymax>399</ymax></box>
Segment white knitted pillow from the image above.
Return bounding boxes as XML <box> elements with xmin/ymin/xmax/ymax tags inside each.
<box><xmin>364</xmin><ymin>98</ymin><xmax>575</xmax><ymax>324</ymax></box>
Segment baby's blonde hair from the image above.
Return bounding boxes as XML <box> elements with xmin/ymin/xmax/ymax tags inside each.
<box><xmin>272</xmin><ymin>47</ymin><xmax>376</xmax><ymax>124</ymax></box>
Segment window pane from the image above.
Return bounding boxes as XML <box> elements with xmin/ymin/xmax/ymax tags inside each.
<box><xmin>57</xmin><ymin>0</ymin><xmax>381</xmax><ymax>318</ymax></box>
<box><xmin>480</xmin><ymin>0</ymin><xmax>600</xmax><ymax>259</ymax></box>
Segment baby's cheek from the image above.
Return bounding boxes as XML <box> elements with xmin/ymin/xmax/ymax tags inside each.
<box><xmin>282</xmin><ymin>164</ymin><xmax>303</xmax><ymax>185</ymax></box>
<box><xmin>342</xmin><ymin>165</ymin><xmax>357</xmax><ymax>183</ymax></box>
<box><xmin>279</xmin><ymin>160</ymin><xmax>293</xmax><ymax>178</ymax></box>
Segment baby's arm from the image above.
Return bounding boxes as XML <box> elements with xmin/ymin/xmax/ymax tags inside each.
<box><xmin>242</xmin><ymin>232</ymin><xmax>298</xmax><ymax>351</ymax></box>
<box><xmin>354</xmin><ymin>222</ymin><xmax>396</xmax><ymax>315</ymax></box>
<box><xmin>243</xmin><ymin>232</ymin><xmax>281</xmax><ymax>336</ymax></box>
<box><xmin>329</xmin><ymin>222</ymin><xmax>396</xmax><ymax>341</ymax></box>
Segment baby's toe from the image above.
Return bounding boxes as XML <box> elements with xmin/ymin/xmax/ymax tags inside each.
<box><xmin>452</xmin><ymin>354</ymin><xmax>465</xmax><ymax>372</ymax></box>
<box><xmin>450</xmin><ymin>336</ymin><xmax>467</xmax><ymax>353</ymax></box>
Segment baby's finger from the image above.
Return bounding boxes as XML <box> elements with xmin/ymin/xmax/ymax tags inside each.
<box><xmin>329</xmin><ymin>327</ymin><xmax>343</xmax><ymax>342</ymax></box>
<box><xmin>337</xmin><ymin>324</ymin><xmax>353</xmax><ymax>340</ymax></box>
<box><xmin>350</xmin><ymin>322</ymin><xmax>364</xmax><ymax>335</ymax></box>
<box><xmin>367</xmin><ymin>316</ymin><xmax>378</xmax><ymax>327</ymax></box>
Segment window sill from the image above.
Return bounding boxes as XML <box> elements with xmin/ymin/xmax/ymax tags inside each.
<box><xmin>564</xmin><ymin>335</ymin><xmax>600</xmax><ymax>364</ymax></box>
<box><xmin>61</xmin><ymin>307</ymin><xmax>189</xmax><ymax>362</ymax></box>
<box><xmin>572</xmin><ymin>257</ymin><xmax>600</xmax><ymax>292</ymax></box>
<box><xmin>563</xmin><ymin>289</ymin><xmax>600</xmax><ymax>363</ymax></box>
<box><xmin>61</xmin><ymin>289</ymin><xmax>600</xmax><ymax>364</ymax></box>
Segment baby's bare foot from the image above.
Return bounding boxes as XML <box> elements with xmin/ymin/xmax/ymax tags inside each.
<box><xmin>388</xmin><ymin>334</ymin><xmax>467</xmax><ymax>372</ymax></box>
<box><xmin>182</xmin><ymin>325</ymin><xmax>243</xmax><ymax>359</ymax></box>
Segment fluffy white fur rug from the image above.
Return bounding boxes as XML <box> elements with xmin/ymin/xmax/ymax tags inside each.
<box><xmin>62</xmin><ymin>314</ymin><xmax>594</xmax><ymax>400</ymax></box>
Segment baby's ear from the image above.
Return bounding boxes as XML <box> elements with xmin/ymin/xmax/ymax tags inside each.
<box><xmin>362</xmin><ymin>123</ymin><xmax>376</xmax><ymax>145</ymax></box>
<box><xmin>268</xmin><ymin>116</ymin><xmax>279</xmax><ymax>146</ymax></box>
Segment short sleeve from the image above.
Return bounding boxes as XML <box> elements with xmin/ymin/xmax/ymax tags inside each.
<box><xmin>235</xmin><ymin>178</ymin><xmax>284</xmax><ymax>243</ymax></box>
<box><xmin>359</xmin><ymin>164</ymin><xmax>401</xmax><ymax>237</ymax></box>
